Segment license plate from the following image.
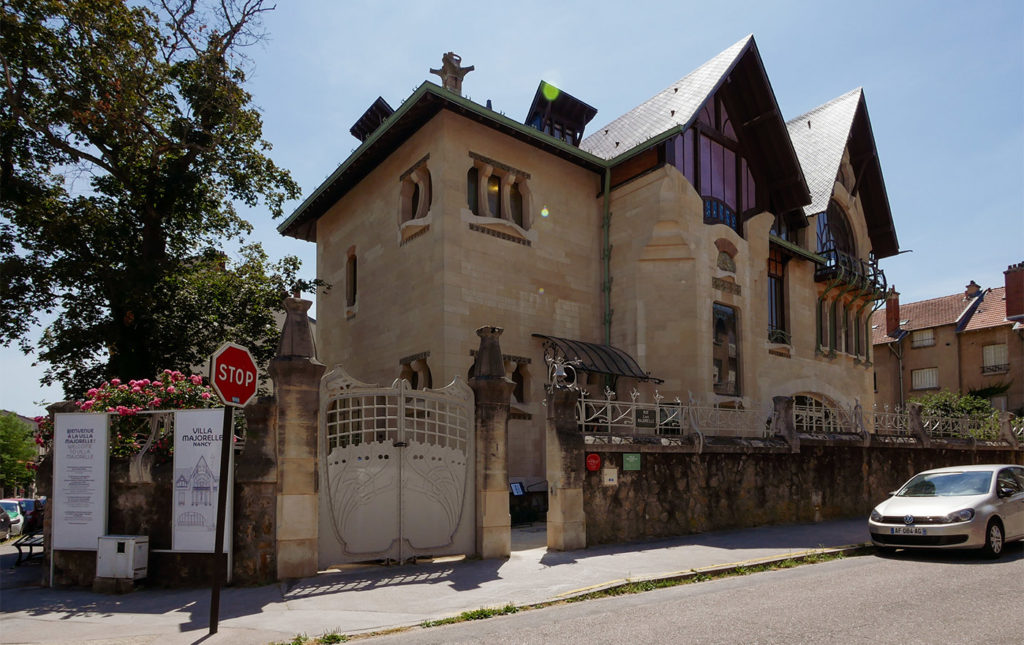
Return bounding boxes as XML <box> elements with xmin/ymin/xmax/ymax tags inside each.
<box><xmin>891</xmin><ymin>526</ymin><xmax>925</xmax><ymax>535</ymax></box>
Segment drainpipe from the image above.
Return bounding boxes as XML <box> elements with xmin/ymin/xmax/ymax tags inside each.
<box><xmin>886</xmin><ymin>338</ymin><xmax>905</xmax><ymax>408</ymax></box>
<box><xmin>602</xmin><ymin>166</ymin><xmax>612</xmax><ymax>345</ymax></box>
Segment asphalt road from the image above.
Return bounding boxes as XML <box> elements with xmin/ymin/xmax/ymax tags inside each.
<box><xmin>364</xmin><ymin>543</ymin><xmax>1024</xmax><ymax>645</ymax></box>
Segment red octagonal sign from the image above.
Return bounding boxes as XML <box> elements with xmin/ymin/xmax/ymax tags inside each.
<box><xmin>210</xmin><ymin>342</ymin><xmax>258</xmax><ymax>408</ymax></box>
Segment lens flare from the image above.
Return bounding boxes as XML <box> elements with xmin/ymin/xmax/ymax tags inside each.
<box><xmin>538</xmin><ymin>287</ymin><xmax>545</xmax><ymax>295</ymax></box>
<box><xmin>541</xmin><ymin>82</ymin><xmax>560</xmax><ymax>102</ymax></box>
<box><xmin>541</xmin><ymin>206</ymin><xmax>550</xmax><ymax>218</ymax></box>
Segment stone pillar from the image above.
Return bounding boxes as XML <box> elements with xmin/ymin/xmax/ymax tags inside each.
<box><xmin>468</xmin><ymin>326</ymin><xmax>514</xmax><ymax>559</ymax></box>
<box><xmin>771</xmin><ymin>396</ymin><xmax>799</xmax><ymax>453</ymax></box>
<box><xmin>908</xmin><ymin>402</ymin><xmax>930</xmax><ymax>448</ymax></box>
<box><xmin>268</xmin><ymin>297</ymin><xmax>324</xmax><ymax>579</ymax></box>
<box><xmin>546</xmin><ymin>387</ymin><xmax>586</xmax><ymax>551</ymax></box>
<box><xmin>232</xmin><ymin>398</ymin><xmax>278</xmax><ymax>584</ymax></box>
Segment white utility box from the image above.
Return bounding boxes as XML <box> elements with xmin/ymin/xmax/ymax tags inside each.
<box><xmin>96</xmin><ymin>535</ymin><xmax>149</xmax><ymax>580</ymax></box>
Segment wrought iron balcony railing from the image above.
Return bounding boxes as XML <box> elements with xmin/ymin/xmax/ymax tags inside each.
<box><xmin>981</xmin><ymin>364</ymin><xmax>1009</xmax><ymax>374</ymax></box>
<box><xmin>767</xmin><ymin>326</ymin><xmax>791</xmax><ymax>345</ymax></box>
<box><xmin>814</xmin><ymin>247</ymin><xmax>886</xmax><ymax>297</ymax></box>
<box><xmin>703</xmin><ymin>197</ymin><xmax>739</xmax><ymax>235</ymax></box>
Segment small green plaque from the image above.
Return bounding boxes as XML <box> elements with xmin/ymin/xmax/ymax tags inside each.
<box><xmin>623</xmin><ymin>453</ymin><xmax>641</xmax><ymax>471</ymax></box>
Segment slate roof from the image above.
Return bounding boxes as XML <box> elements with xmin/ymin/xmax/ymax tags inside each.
<box><xmin>871</xmin><ymin>291</ymin><xmax>990</xmax><ymax>345</ymax></box>
<box><xmin>962</xmin><ymin>287</ymin><xmax>1008</xmax><ymax>332</ymax></box>
<box><xmin>786</xmin><ymin>88</ymin><xmax>861</xmax><ymax>216</ymax></box>
<box><xmin>580</xmin><ymin>35</ymin><xmax>751</xmax><ymax>159</ymax></box>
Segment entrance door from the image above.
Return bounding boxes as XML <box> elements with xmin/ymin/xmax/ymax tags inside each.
<box><xmin>318</xmin><ymin>367</ymin><xmax>475</xmax><ymax>566</ymax></box>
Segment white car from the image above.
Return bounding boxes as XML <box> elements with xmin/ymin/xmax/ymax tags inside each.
<box><xmin>868</xmin><ymin>464</ymin><xmax>1024</xmax><ymax>558</ymax></box>
<box><xmin>0</xmin><ymin>500</ymin><xmax>24</xmax><ymax>538</ymax></box>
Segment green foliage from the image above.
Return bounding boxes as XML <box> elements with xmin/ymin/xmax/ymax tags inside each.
<box><xmin>0</xmin><ymin>413</ymin><xmax>37</xmax><ymax>492</ymax></box>
<box><xmin>911</xmin><ymin>390</ymin><xmax>998</xmax><ymax>418</ymax></box>
<box><xmin>968</xmin><ymin>381</ymin><xmax>1012</xmax><ymax>400</ymax></box>
<box><xmin>0</xmin><ymin>0</ymin><xmax>311</xmax><ymax>396</ymax></box>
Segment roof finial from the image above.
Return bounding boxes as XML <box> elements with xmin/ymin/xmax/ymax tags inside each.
<box><xmin>430</xmin><ymin>52</ymin><xmax>474</xmax><ymax>96</ymax></box>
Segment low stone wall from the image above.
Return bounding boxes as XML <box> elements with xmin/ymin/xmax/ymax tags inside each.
<box><xmin>42</xmin><ymin>399</ymin><xmax>279</xmax><ymax>588</ymax></box>
<box><xmin>583</xmin><ymin>444</ymin><xmax>1023</xmax><ymax>545</ymax></box>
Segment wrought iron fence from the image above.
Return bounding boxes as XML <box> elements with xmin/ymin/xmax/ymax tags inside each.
<box><xmin>920</xmin><ymin>413</ymin><xmax>1000</xmax><ymax>441</ymax></box>
<box><xmin>575</xmin><ymin>389</ymin><xmax>769</xmax><ymax>438</ymax></box>
<box><xmin>571</xmin><ymin>387</ymin><xmax>1020</xmax><ymax>444</ymax></box>
<box><xmin>867</xmin><ymin>406</ymin><xmax>911</xmax><ymax>437</ymax></box>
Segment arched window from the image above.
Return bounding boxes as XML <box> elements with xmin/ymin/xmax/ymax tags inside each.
<box><xmin>467</xmin><ymin>167</ymin><xmax>479</xmax><ymax>215</ymax></box>
<box><xmin>817</xmin><ymin>200</ymin><xmax>856</xmax><ymax>258</ymax></box>
<box><xmin>486</xmin><ymin>174</ymin><xmax>501</xmax><ymax>219</ymax></box>
<box><xmin>345</xmin><ymin>252</ymin><xmax>357</xmax><ymax>308</ymax></box>
<box><xmin>509</xmin><ymin>181</ymin><xmax>524</xmax><ymax>228</ymax></box>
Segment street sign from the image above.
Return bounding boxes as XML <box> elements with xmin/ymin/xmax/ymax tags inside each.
<box><xmin>586</xmin><ymin>453</ymin><xmax>602</xmax><ymax>472</ymax></box>
<box><xmin>210</xmin><ymin>342</ymin><xmax>258</xmax><ymax>408</ymax></box>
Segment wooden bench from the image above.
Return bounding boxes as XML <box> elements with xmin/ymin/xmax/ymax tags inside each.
<box><xmin>13</xmin><ymin>530</ymin><xmax>43</xmax><ymax>565</ymax></box>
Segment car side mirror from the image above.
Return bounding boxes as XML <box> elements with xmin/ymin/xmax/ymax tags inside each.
<box><xmin>997</xmin><ymin>486</ymin><xmax>1015</xmax><ymax>499</ymax></box>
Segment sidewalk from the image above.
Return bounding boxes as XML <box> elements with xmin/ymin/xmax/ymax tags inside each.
<box><xmin>0</xmin><ymin>518</ymin><xmax>869</xmax><ymax>645</ymax></box>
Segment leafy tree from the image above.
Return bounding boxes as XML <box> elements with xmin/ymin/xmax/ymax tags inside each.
<box><xmin>1</xmin><ymin>0</ymin><xmax>308</xmax><ymax>396</ymax></box>
<box><xmin>911</xmin><ymin>390</ymin><xmax>997</xmax><ymax>418</ymax></box>
<box><xmin>0</xmin><ymin>413</ymin><xmax>37</xmax><ymax>494</ymax></box>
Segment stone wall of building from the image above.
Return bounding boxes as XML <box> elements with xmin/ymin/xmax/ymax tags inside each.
<box><xmin>582</xmin><ymin>445</ymin><xmax>1024</xmax><ymax>545</ymax></box>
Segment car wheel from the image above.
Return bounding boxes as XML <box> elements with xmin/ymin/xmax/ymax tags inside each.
<box><xmin>982</xmin><ymin>519</ymin><xmax>1004</xmax><ymax>559</ymax></box>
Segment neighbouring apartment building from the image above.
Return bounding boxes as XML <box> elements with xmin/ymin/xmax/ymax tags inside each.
<box><xmin>872</xmin><ymin>263</ymin><xmax>1024</xmax><ymax>414</ymax></box>
<box><xmin>279</xmin><ymin>36</ymin><xmax>900</xmax><ymax>490</ymax></box>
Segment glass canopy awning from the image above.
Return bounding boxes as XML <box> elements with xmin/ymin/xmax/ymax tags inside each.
<box><xmin>532</xmin><ymin>334</ymin><xmax>662</xmax><ymax>383</ymax></box>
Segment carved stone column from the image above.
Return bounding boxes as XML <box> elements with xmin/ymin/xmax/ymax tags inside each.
<box><xmin>546</xmin><ymin>387</ymin><xmax>585</xmax><ymax>551</ymax></box>
<box><xmin>771</xmin><ymin>396</ymin><xmax>799</xmax><ymax>453</ymax></box>
<box><xmin>468</xmin><ymin>326</ymin><xmax>514</xmax><ymax>559</ymax></box>
<box><xmin>908</xmin><ymin>402</ymin><xmax>930</xmax><ymax>448</ymax></box>
<box><xmin>268</xmin><ymin>296</ymin><xmax>324</xmax><ymax>579</ymax></box>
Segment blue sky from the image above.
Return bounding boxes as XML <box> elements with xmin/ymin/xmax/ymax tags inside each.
<box><xmin>3</xmin><ymin>0</ymin><xmax>1022</xmax><ymax>416</ymax></box>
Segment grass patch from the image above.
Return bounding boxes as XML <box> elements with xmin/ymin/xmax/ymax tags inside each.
<box><xmin>421</xmin><ymin>603</ymin><xmax>519</xmax><ymax>627</ymax></box>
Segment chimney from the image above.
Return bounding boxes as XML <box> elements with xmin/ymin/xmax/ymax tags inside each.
<box><xmin>885</xmin><ymin>288</ymin><xmax>900</xmax><ymax>337</ymax></box>
<box><xmin>1005</xmin><ymin>262</ymin><xmax>1024</xmax><ymax>320</ymax></box>
<box><xmin>965</xmin><ymin>280</ymin><xmax>981</xmax><ymax>298</ymax></box>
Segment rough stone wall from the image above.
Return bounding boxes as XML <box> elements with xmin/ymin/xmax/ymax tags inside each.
<box><xmin>584</xmin><ymin>446</ymin><xmax>1024</xmax><ymax>545</ymax></box>
<box><xmin>41</xmin><ymin>403</ymin><xmax>279</xmax><ymax>588</ymax></box>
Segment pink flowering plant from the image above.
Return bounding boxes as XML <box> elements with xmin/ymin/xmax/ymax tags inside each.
<box><xmin>34</xmin><ymin>369</ymin><xmax>217</xmax><ymax>463</ymax></box>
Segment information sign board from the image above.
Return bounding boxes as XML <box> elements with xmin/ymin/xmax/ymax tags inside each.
<box><xmin>53</xmin><ymin>413</ymin><xmax>109</xmax><ymax>550</ymax></box>
<box><xmin>623</xmin><ymin>453</ymin><xmax>641</xmax><ymax>471</ymax></box>
<box><xmin>172</xmin><ymin>409</ymin><xmax>233</xmax><ymax>553</ymax></box>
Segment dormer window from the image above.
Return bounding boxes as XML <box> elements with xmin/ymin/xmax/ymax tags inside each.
<box><xmin>817</xmin><ymin>200</ymin><xmax>856</xmax><ymax>259</ymax></box>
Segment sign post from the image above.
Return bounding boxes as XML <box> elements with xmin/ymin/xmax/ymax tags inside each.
<box><xmin>208</xmin><ymin>342</ymin><xmax>258</xmax><ymax>635</ymax></box>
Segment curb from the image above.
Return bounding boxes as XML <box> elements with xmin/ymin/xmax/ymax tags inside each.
<box><xmin>550</xmin><ymin>543</ymin><xmax>873</xmax><ymax>601</ymax></box>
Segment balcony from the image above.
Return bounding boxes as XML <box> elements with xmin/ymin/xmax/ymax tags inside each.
<box><xmin>767</xmin><ymin>326</ymin><xmax>791</xmax><ymax>345</ymax></box>
<box><xmin>814</xmin><ymin>247</ymin><xmax>886</xmax><ymax>297</ymax></box>
<box><xmin>703</xmin><ymin>197</ymin><xmax>739</xmax><ymax>235</ymax></box>
<box><xmin>981</xmin><ymin>363</ymin><xmax>1009</xmax><ymax>375</ymax></box>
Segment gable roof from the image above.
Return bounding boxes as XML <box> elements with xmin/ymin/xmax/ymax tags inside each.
<box><xmin>962</xmin><ymin>287</ymin><xmax>1008</xmax><ymax>332</ymax></box>
<box><xmin>786</xmin><ymin>89</ymin><xmax>899</xmax><ymax>258</ymax></box>
<box><xmin>580</xmin><ymin>36</ymin><xmax>749</xmax><ymax>159</ymax></box>
<box><xmin>871</xmin><ymin>291</ymin><xmax>986</xmax><ymax>345</ymax></box>
<box><xmin>581</xmin><ymin>35</ymin><xmax>810</xmax><ymax>214</ymax></box>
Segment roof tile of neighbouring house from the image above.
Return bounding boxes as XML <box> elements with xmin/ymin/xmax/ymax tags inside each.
<box><xmin>870</xmin><ymin>292</ymin><xmax>980</xmax><ymax>345</ymax></box>
<box><xmin>785</xmin><ymin>88</ymin><xmax>861</xmax><ymax>216</ymax></box>
<box><xmin>579</xmin><ymin>35</ymin><xmax>751</xmax><ymax>159</ymax></box>
<box><xmin>962</xmin><ymin>287</ymin><xmax>1008</xmax><ymax>332</ymax></box>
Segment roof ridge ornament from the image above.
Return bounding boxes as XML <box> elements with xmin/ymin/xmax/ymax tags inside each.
<box><xmin>430</xmin><ymin>52</ymin><xmax>474</xmax><ymax>96</ymax></box>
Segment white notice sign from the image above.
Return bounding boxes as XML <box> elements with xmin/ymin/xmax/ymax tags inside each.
<box><xmin>53</xmin><ymin>413</ymin><xmax>109</xmax><ymax>550</ymax></box>
<box><xmin>172</xmin><ymin>409</ymin><xmax>233</xmax><ymax>553</ymax></box>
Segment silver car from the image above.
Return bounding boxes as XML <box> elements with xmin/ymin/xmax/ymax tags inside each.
<box><xmin>868</xmin><ymin>464</ymin><xmax>1024</xmax><ymax>557</ymax></box>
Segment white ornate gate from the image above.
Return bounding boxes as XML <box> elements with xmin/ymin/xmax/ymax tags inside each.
<box><xmin>318</xmin><ymin>367</ymin><xmax>475</xmax><ymax>566</ymax></box>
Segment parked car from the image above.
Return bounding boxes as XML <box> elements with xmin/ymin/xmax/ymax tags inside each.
<box><xmin>0</xmin><ymin>500</ymin><xmax>24</xmax><ymax>537</ymax></box>
<box><xmin>0</xmin><ymin>510</ymin><xmax>10</xmax><ymax>541</ymax></box>
<box><xmin>13</xmin><ymin>498</ymin><xmax>45</xmax><ymax>532</ymax></box>
<box><xmin>868</xmin><ymin>464</ymin><xmax>1024</xmax><ymax>558</ymax></box>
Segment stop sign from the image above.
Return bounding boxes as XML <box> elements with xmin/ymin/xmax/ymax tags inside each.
<box><xmin>210</xmin><ymin>342</ymin><xmax>258</xmax><ymax>407</ymax></box>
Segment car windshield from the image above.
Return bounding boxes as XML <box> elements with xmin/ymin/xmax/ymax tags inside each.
<box><xmin>0</xmin><ymin>501</ymin><xmax>18</xmax><ymax>516</ymax></box>
<box><xmin>898</xmin><ymin>471</ymin><xmax>992</xmax><ymax>497</ymax></box>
